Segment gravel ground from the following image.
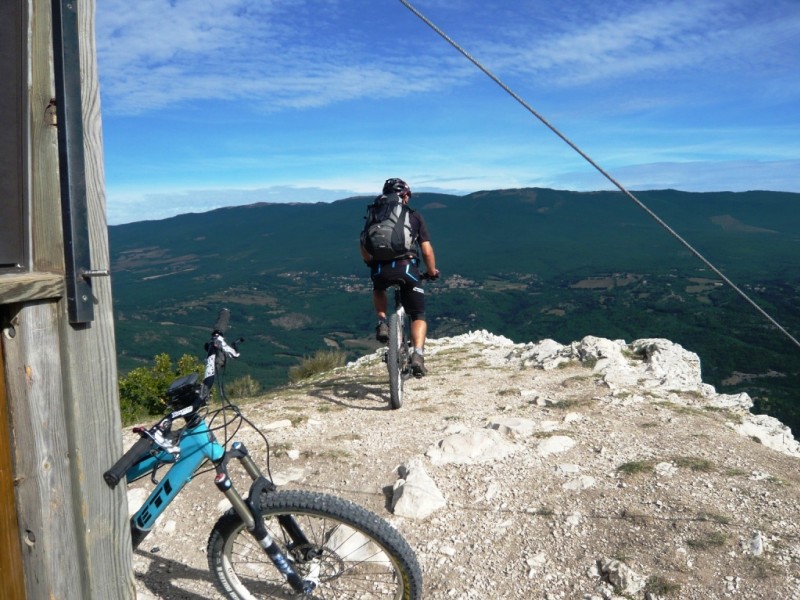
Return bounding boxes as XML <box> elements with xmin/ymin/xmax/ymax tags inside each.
<box><xmin>128</xmin><ymin>335</ymin><xmax>800</xmax><ymax>600</ymax></box>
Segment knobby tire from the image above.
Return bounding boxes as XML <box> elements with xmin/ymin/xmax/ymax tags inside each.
<box><xmin>387</xmin><ymin>313</ymin><xmax>404</xmax><ymax>409</ymax></box>
<box><xmin>207</xmin><ymin>489</ymin><xmax>422</xmax><ymax>599</ymax></box>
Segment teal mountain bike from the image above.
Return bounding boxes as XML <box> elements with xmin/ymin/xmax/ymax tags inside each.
<box><xmin>104</xmin><ymin>309</ymin><xmax>422</xmax><ymax>599</ymax></box>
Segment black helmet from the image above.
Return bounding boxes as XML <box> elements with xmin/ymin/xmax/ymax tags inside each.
<box><xmin>383</xmin><ymin>178</ymin><xmax>411</xmax><ymax>197</ymax></box>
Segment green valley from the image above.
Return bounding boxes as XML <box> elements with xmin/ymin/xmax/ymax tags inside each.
<box><xmin>109</xmin><ymin>188</ymin><xmax>800</xmax><ymax>432</ymax></box>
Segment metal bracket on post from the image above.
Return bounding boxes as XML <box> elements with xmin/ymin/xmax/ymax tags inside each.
<box><xmin>52</xmin><ymin>0</ymin><xmax>99</xmax><ymax>323</ymax></box>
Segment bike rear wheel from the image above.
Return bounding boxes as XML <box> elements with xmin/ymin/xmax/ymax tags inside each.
<box><xmin>386</xmin><ymin>312</ymin><xmax>407</xmax><ymax>409</ymax></box>
<box><xmin>207</xmin><ymin>489</ymin><xmax>422</xmax><ymax>599</ymax></box>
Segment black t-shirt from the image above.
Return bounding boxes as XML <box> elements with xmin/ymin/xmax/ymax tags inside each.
<box><xmin>410</xmin><ymin>210</ymin><xmax>431</xmax><ymax>245</ymax></box>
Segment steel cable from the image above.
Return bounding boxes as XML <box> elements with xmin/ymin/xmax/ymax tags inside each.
<box><xmin>399</xmin><ymin>0</ymin><xmax>800</xmax><ymax>350</ymax></box>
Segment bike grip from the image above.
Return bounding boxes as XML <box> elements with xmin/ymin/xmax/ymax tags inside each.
<box><xmin>214</xmin><ymin>308</ymin><xmax>230</xmax><ymax>334</ymax></box>
<box><xmin>103</xmin><ymin>436</ymin><xmax>153</xmax><ymax>489</ymax></box>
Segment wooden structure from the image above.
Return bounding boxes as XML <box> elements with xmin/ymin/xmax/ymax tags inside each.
<box><xmin>1</xmin><ymin>1</ymin><xmax>134</xmax><ymax>598</ymax></box>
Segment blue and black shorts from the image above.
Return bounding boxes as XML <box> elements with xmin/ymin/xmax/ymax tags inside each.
<box><xmin>370</xmin><ymin>258</ymin><xmax>426</xmax><ymax>321</ymax></box>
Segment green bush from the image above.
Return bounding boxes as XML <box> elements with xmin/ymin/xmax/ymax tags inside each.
<box><xmin>616</xmin><ymin>460</ymin><xmax>655</xmax><ymax>476</ymax></box>
<box><xmin>119</xmin><ymin>353</ymin><xmax>204</xmax><ymax>424</ymax></box>
<box><xmin>288</xmin><ymin>350</ymin><xmax>347</xmax><ymax>383</ymax></box>
<box><xmin>225</xmin><ymin>374</ymin><xmax>262</xmax><ymax>399</ymax></box>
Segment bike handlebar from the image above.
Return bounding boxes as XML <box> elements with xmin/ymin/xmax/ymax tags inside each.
<box><xmin>105</xmin><ymin>308</ymin><xmax>242</xmax><ymax>489</ymax></box>
<box><xmin>103</xmin><ymin>308</ymin><xmax>244</xmax><ymax>489</ymax></box>
<box><xmin>103</xmin><ymin>436</ymin><xmax>153</xmax><ymax>488</ymax></box>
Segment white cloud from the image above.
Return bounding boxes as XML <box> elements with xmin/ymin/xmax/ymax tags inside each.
<box><xmin>480</xmin><ymin>0</ymin><xmax>800</xmax><ymax>87</ymax></box>
<box><xmin>106</xmin><ymin>158</ymin><xmax>800</xmax><ymax>225</ymax></box>
<box><xmin>551</xmin><ymin>160</ymin><xmax>800</xmax><ymax>193</ymax></box>
<box><xmin>106</xmin><ymin>184</ymin><xmax>361</xmax><ymax>224</ymax></box>
<box><xmin>96</xmin><ymin>0</ymin><xmax>800</xmax><ymax>215</ymax></box>
<box><xmin>96</xmin><ymin>0</ymin><xmax>469</xmax><ymax>114</ymax></box>
<box><xmin>96</xmin><ymin>0</ymin><xmax>800</xmax><ymax>115</ymax></box>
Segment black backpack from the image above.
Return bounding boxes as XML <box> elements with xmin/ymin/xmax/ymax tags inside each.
<box><xmin>361</xmin><ymin>193</ymin><xmax>415</xmax><ymax>261</ymax></box>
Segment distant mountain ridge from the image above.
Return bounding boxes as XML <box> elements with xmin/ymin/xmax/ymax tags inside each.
<box><xmin>107</xmin><ymin>187</ymin><xmax>800</xmax><ymax>432</ymax></box>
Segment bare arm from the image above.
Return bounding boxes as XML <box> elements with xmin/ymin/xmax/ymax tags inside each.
<box><xmin>360</xmin><ymin>244</ymin><xmax>373</xmax><ymax>263</ymax></box>
<box><xmin>419</xmin><ymin>241</ymin><xmax>439</xmax><ymax>276</ymax></box>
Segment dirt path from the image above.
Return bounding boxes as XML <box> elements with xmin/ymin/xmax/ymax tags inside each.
<box><xmin>130</xmin><ymin>335</ymin><xmax>800</xmax><ymax>599</ymax></box>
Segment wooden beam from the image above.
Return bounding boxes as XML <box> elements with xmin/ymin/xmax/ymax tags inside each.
<box><xmin>0</xmin><ymin>272</ymin><xmax>65</xmax><ymax>305</ymax></box>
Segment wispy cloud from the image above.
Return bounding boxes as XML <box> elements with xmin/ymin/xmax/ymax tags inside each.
<box><xmin>552</xmin><ymin>159</ymin><xmax>800</xmax><ymax>193</ymax></box>
<box><xmin>474</xmin><ymin>0</ymin><xmax>800</xmax><ymax>88</ymax></box>
<box><xmin>96</xmin><ymin>0</ymin><xmax>467</xmax><ymax>114</ymax></box>
<box><xmin>106</xmin><ymin>184</ymin><xmax>361</xmax><ymax>224</ymax></box>
<box><xmin>106</xmin><ymin>156</ymin><xmax>800</xmax><ymax>225</ymax></box>
<box><xmin>96</xmin><ymin>0</ymin><xmax>800</xmax><ymax>114</ymax></box>
<box><xmin>97</xmin><ymin>0</ymin><xmax>800</xmax><ymax>221</ymax></box>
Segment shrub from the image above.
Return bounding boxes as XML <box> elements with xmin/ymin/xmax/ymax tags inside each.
<box><xmin>225</xmin><ymin>374</ymin><xmax>262</xmax><ymax>399</ymax></box>
<box><xmin>616</xmin><ymin>460</ymin><xmax>655</xmax><ymax>475</ymax></box>
<box><xmin>672</xmin><ymin>456</ymin><xmax>715</xmax><ymax>472</ymax></box>
<box><xmin>119</xmin><ymin>353</ymin><xmax>204</xmax><ymax>424</ymax></box>
<box><xmin>646</xmin><ymin>575</ymin><xmax>681</xmax><ymax>596</ymax></box>
<box><xmin>288</xmin><ymin>350</ymin><xmax>347</xmax><ymax>383</ymax></box>
<box><xmin>687</xmin><ymin>531</ymin><xmax>728</xmax><ymax>550</ymax></box>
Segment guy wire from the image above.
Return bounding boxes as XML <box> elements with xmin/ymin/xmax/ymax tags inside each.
<box><xmin>398</xmin><ymin>0</ymin><xmax>800</xmax><ymax>351</ymax></box>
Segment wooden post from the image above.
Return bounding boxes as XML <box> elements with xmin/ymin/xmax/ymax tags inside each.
<box><xmin>0</xmin><ymin>0</ymin><xmax>135</xmax><ymax>597</ymax></box>
<box><xmin>57</xmin><ymin>0</ymin><xmax>137</xmax><ymax>594</ymax></box>
<box><xmin>4</xmin><ymin>302</ymin><xmax>85</xmax><ymax>598</ymax></box>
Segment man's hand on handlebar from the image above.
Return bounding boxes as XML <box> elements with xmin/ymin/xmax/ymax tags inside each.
<box><xmin>423</xmin><ymin>270</ymin><xmax>440</xmax><ymax>280</ymax></box>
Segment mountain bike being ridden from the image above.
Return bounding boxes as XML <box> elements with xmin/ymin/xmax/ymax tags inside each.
<box><xmin>104</xmin><ymin>309</ymin><xmax>422</xmax><ymax>599</ymax></box>
<box><xmin>360</xmin><ymin>178</ymin><xmax>440</xmax><ymax>378</ymax></box>
<box><xmin>383</xmin><ymin>273</ymin><xmax>438</xmax><ymax>410</ymax></box>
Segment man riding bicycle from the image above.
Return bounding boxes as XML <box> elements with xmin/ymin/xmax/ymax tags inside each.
<box><xmin>360</xmin><ymin>178</ymin><xmax>440</xmax><ymax>376</ymax></box>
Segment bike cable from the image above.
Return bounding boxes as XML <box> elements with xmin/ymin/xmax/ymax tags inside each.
<box><xmin>210</xmin><ymin>369</ymin><xmax>275</xmax><ymax>481</ymax></box>
<box><xmin>397</xmin><ymin>0</ymin><xmax>800</xmax><ymax>352</ymax></box>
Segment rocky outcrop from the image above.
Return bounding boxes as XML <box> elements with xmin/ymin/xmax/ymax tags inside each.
<box><xmin>130</xmin><ymin>331</ymin><xmax>800</xmax><ymax>600</ymax></box>
<box><xmin>385</xmin><ymin>333</ymin><xmax>800</xmax><ymax>598</ymax></box>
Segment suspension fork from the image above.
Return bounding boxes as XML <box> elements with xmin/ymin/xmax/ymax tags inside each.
<box><xmin>393</xmin><ymin>287</ymin><xmax>407</xmax><ymax>346</ymax></box>
<box><xmin>213</xmin><ymin>442</ymin><xmax>316</xmax><ymax>594</ymax></box>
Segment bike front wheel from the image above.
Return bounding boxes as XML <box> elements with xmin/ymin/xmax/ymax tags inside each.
<box><xmin>207</xmin><ymin>489</ymin><xmax>423</xmax><ymax>599</ymax></box>
<box><xmin>386</xmin><ymin>312</ymin><xmax>407</xmax><ymax>409</ymax></box>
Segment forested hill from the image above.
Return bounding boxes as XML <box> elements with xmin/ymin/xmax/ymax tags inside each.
<box><xmin>108</xmin><ymin>188</ymin><xmax>800</xmax><ymax>432</ymax></box>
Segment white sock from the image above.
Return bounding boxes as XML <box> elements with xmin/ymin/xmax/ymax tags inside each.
<box><xmin>414</xmin><ymin>348</ymin><xmax>424</xmax><ymax>355</ymax></box>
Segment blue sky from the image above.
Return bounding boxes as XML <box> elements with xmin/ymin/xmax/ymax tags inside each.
<box><xmin>95</xmin><ymin>0</ymin><xmax>800</xmax><ymax>225</ymax></box>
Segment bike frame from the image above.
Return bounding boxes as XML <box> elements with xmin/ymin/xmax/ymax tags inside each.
<box><xmin>106</xmin><ymin>309</ymin><xmax>420</xmax><ymax>597</ymax></box>
<box><xmin>384</xmin><ymin>285</ymin><xmax>412</xmax><ymax>410</ymax></box>
<box><xmin>392</xmin><ymin>288</ymin><xmax>406</xmax><ymax>328</ymax></box>
<box><xmin>125</xmin><ymin>411</ymin><xmax>316</xmax><ymax>593</ymax></box>
<box><xmin>392</xmin><ymin>286</ymin><xmax>411</xmax><ymax>378</ymax></box>
<box><xmin>127</xmin><ymin>419</ymin><xmax>224</xmax><ymax>535</ymax></box>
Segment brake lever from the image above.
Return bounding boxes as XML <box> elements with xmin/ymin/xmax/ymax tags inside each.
<box><xmin>133</xmin><ymin>419</ymin><xmax>180</xmax><ymax>458</ymax></box>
